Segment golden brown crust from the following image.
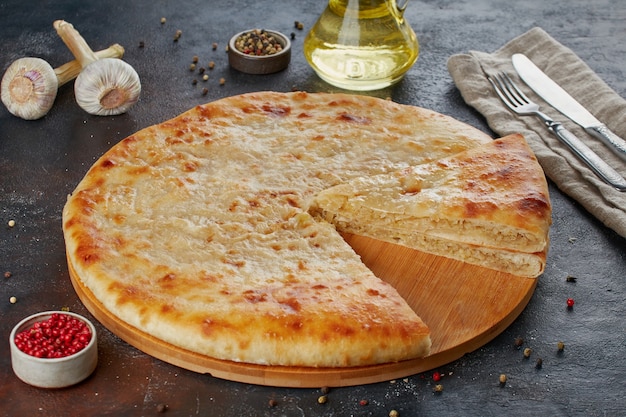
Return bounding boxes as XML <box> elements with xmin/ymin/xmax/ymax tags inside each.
<box><xmin>63</xmin><ymin>92</ymin><xmax>559</xmax><ymax>367</ymax></box>
<box><xmin>63</xmin><ymin>92</ymin><xmax>498</xmax><ymax>367</ymax></box>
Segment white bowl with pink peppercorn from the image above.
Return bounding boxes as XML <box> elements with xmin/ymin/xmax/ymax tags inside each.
<box><xmin>9</xmin><ymin>311</ymin><xmax>98</xmax><ymax>388</ymax></box>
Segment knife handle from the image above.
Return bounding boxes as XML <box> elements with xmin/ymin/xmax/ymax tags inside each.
<box><xmin>585</xmin><ymin>125</ymin><xmax>626</xmax><ymax>162</ymax></box>
<box><xmin>550</xmin><ymin>123</ymin><xmax>626</xmax><ymax>191</ymax></box>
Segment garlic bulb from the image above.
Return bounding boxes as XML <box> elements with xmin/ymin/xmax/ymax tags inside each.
<box><xmin>0</xmin><ymin>44</ymin><xmax>125</xmax><ymax>120</ymax></box>
<box><xmin>54</xmin><ymin>20</ymin><xmax>141</xmax><ymax>116</ymax></box>
<box><xmin>1</xmin><ymin>57</ymin><xmax>58</xmax><ymax>120</ymax></box>
<box><xmin>74</xmin><ymin>58</ymin><xmax>141</xmax><ymax>116</ymax></box>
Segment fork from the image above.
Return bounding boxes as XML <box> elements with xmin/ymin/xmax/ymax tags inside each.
<box><xmin>488</xmin><ymin>72</ymin><xmax>626</xmax><ymax>191</ymax></box>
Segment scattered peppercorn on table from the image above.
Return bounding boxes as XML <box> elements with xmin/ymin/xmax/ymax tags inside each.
<box><xmin>1</xmin><ymin>1</ymin><xmax>625</xmax><ymax>416</ymax></box>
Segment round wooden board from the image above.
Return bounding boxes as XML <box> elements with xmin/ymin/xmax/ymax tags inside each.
<box><xmin>68</xmin><ymin>233</ymin><xmax>537</xmax><ymax>388</ymax></box>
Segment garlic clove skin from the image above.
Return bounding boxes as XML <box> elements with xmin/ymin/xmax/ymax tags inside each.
<box><xmin>74</xmin><ymin>58</ymin><xmax>141</xmax><ymax>116</ymax></box>
<box><xmin>1</xmin><ymin>57</ymin><xmax>58</xmax><ymax>120</ymax></box>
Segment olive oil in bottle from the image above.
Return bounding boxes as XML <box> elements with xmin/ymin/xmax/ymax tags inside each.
<box><xmin>304</xmin><ymin>0</ymin><xmax>419</xmax><ymax>91</ymax></box>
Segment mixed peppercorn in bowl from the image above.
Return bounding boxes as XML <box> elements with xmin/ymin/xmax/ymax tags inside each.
<box><xmin>228</xmin><ymin>29</ymin><xmax>291</xmax><ymax>74</ymax></box>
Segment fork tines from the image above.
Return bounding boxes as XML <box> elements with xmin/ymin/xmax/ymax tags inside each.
<box><xmin>488</xmin><ymin>72</ymin><xmax>530</xmax><ymax>109</ymax></box>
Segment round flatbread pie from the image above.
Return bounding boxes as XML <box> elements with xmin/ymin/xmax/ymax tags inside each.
<box><xmin>62</xmin><ymin>91</ymin><xmax>533</xmax><ymax>368</ymax></box>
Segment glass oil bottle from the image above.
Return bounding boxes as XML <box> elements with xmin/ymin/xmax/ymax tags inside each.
<box><xmin>304</xmin><ymin>0</ymin><xmax>419</xmax><ymax>91</ymax></box>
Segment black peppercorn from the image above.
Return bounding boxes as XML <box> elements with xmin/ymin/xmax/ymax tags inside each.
<box><xmin>234</xmin><ymin>29</ymin><xmax>283</xmax><ymax>56</ymax></box>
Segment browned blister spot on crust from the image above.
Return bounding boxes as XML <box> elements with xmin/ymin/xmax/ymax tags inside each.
<box><xmin>366</xmin><ymin>288</ymin><xmax>387</xmax><ymax>298</ymax></box>
<box><xmin>286</xmin><ymin>196</ymin><xmax>300</xmax><ymax>208</ymax></box>
<box><xmin>195</xmin><ymin>105</ymin><xmax>230</xmax><ymax>120</ymax></box>
<box><xmin>228</xmin><ymin>199</ymin><xmax>241</xmax><ymax>212</ymax></box>
<box><xmin>76</xmin><ymin>245</ymin><xmax>101</xmax><ymax>265</ymax></box>
<box><xmin>156</xmin><ymin>273</ymin><xmax>177</xmax><ymax>290</ymax></box>
<box><xmin>201</xmin><ymin>273</ymin><xmax>220</xmax><ymax>283</ymax></box>
<box><xmin>288</xmin><ymin>318</ymin><xmax>304</xmax><ymax>331</ymax></box>
<box><xmin>262</xmin><ymin>103</ymin><xmax>291</xmax><ymax>116</ymax></box>
<box><xmin>238</xmin><ymin>339</ymin><xmax>250</xmax><ymax>351</ymax></box>
<box><xmin>160</xmin><ymin>304</ymin><xmax>173</xmax><ymax>314</ymax></box>
<box><xmin>463</xmin><ymin>200</ymin><xmax>499</xmax><ymax>218</ymax></box>
<box><xmin>518</xmin><ymin>195</ymin><xmax>551</xmax><ymax>217</ymax></box>
<box><xmin>284</xmin><ymin>273</ymin><xmax>297</xmax><ymax>283</ymax></box>
<box><xmin>128</xmin><ymin>165</ymin><xmax>149</xmax><ymax>176</ymax></box>
<box><xmin>109</xmin><ymin>282</ymin><xmax>149</xmax><ymax>308</ymax></box>
<box><xmin>337</xmin><ymin>112</ymin><xmax>371</xmax><ymax>124</ymax></box>
<box><xmin>112</xmin><ymin>214</ymin><xmax>126</xmax><ymax>224</ymax></box>
<box><xmin>247</xmin><ymin>197</ymin><xmax>261</xmax><ymax>208</ymax></box>
<box><xmin>100</xmin><ymin>159</ymin><xmax>117</xmax><ymax>168</ymax></box>
<box><xmin>201</xmin><ymin>317</ymin><xmax>234</xmax><ymax>338</ymax></box>
<box><xmin>222</xmin><ymin>257</ymin><xmax>246</xmax><ymax>268</ymax></box>
<box><xmin>243</xmin><ymin>290</ymin><xmax>268</xmax><ymax>303</ymax></box>
<box><xmin>66</xmin><ymin>213</ymin><xmax>104</xmax><ymax>267</ymax></box>
<box><xmin>165</xmin><ymin>136</ymin><xmax>185</xmax><ymax>145</ymax></box>
<box><xmin>183</xmin><ymin>161</ymin><xmax>198</xmax><ymax>172</ymax></box>
<box><xmin>331</xmin><ymin>321</ymin><xmax>357</xmax><ymax>338</ymax></box>
<box><xmin>278</xmin><ymin>297</ymin><xmax>301</xmax><ymax>313</ymax></box>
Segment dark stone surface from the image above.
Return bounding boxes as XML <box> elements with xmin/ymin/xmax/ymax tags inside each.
<box><xmin>1</xmin><ymin>1</ymin><xmax>624</xmax><ymax>416</ymax></box>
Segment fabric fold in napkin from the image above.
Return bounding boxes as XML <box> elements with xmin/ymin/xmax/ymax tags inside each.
<box><xmin>447</xmin><ymin>27</ymin><xmax>626</xmax><ymax>238</ymax></box>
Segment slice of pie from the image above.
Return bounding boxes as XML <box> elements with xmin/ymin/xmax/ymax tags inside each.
<box><xmin>311</xmin><ymin>134</ymin><xmax>552</xmax><ymax>278</ymax></box>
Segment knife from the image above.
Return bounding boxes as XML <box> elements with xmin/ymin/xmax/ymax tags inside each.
<box><xmin>512</xmin><ymin>53</ymin><xmax>626</xmax><ymax>162</ymax></box>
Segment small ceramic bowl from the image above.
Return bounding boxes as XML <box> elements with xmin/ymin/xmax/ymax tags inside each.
<box><xmin>228</xmin><ymin>29</ymin><xmax>291</xmax><ymax>74</ymax></box>
<box><xmin>9</xmin><ymin>311</ymin><xmax>98</xmax><ymax>388</ymax></box>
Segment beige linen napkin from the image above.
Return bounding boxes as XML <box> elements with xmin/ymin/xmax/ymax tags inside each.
<box><xmin>447</xmin><ymin>27</ymin><xmax>626</xmax><ymax>238</ymax></box>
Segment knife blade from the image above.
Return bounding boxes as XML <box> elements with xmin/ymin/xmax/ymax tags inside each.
<box><xmin>512</xmin><ymin>53</ymin><xmax>626</xmax><ymax>162</ymax></box>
